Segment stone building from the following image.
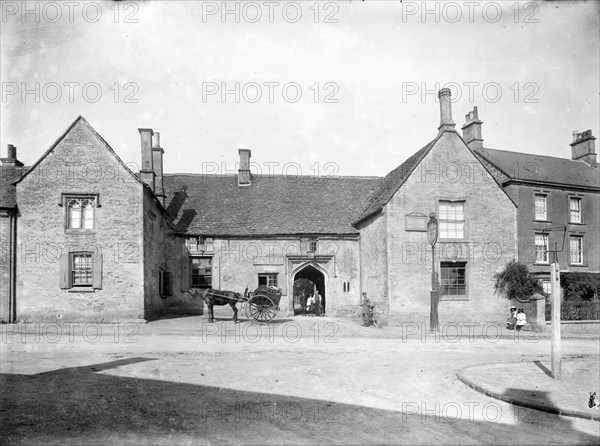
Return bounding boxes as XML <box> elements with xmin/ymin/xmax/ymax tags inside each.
<box><xmin>354</xmin><ymin>89</ymin><xmax>518</xmax><ymax>322</ymax></box>
<box><xmin>1</xmin><ymin>89</ymin><xmax>597</xmax><ymax>323</ymax></box>
<box><xmin>163</xmin><ymin>168</ymin><xmax>379</xmax><ymax>316</ymax></box>
<box><xmin>3</xmin><ymin>118</ymin><xmax>175</xmax><ymax>322</ymax></box>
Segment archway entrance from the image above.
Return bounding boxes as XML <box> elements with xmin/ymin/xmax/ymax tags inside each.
<box><xmin>292</xmin><ymin>264</ymin><xmax>326</xmax><ymax>316</ymax></box>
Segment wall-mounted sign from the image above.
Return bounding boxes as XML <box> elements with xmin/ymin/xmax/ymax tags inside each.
<box><xmin>405</xmin><ymin>212</ymin><xmax>428</xmax><ymax>232</ymax></box>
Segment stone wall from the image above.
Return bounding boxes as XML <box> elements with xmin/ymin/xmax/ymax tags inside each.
<box><xmin>358</xmin><ymin>212</ymin><xmax>388</xmax><ymax>310</ymax></box>
<box><xmin>15</xmin><ymin>120</ymin><xmax>146</xmax><ymax>322</ymax></box>
<box><xmin>142</xmin><ymin>190</ymin><xmax>172</xmax><ymax>320</ymax></box>
<box><xmin>368</xmin><ymin>131</ymin><xmax>518</xmax><ymax>323</ymax></box>
<box><xmin>169</xmin><ymin>236</ymin><xmax>361</xmax><ymax>316</ymax></box>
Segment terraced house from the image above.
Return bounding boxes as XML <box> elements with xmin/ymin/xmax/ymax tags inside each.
<box><xmin>1</xmin><ymin>89</ymin><xmax>597</xmax><ymax>323</ymax></box>
<box><xmin>472</xmin><ymin>126</ymin><xmax>600</xmax><ymax>293</ymax></box>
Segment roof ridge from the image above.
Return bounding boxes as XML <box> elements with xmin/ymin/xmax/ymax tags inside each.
<box><xmin>480</xmin><ymin>147</ymin><xmax>594</xmax><ymax>165</ymax></box>
<box><xmin>353</xmin><ymin>134</ymin><xmax>441</xmax><ymax>225</ymax></box>
<box><xmin>164</xmin><ymin>173</ymin><xmax>382</xmax><ymax>179</ymax></box>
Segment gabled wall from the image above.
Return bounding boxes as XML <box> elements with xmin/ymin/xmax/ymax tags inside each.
<box><xmin>362</xmin><ymin>130</ymin><xmax>518</xmax><ymax>323</ymax></box>
<box><xmin>15</xmin><ymin>120</ymin><xmax>146</xmax><ymax>322</ymax></box>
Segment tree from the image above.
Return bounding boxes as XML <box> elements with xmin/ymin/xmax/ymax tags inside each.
<box><xmin>493</xmin><ymin>260</ymin><xmax>543</xmax><ymax>303</ymax></box>
<box><xmin>293</xmin><ymin>278</ymin><xmax>315</xmax><ymax>298</ymax></box>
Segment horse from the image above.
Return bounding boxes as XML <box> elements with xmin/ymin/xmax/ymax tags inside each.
<box><xmin>196</xmin><ymin>288</ymin><xmax>245</xmax><ymax>323</ymax></box>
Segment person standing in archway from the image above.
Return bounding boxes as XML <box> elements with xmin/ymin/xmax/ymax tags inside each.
<box><xmin>300</xmin><ymin>291</ymin><xmax>307</xmax><ymax>316</ymax></box>
<box><xmin>314</xmin><ymin>290</ymin><xmax>321</xmax><ymax>317</ymax></box>
<box><xmin>306</xmin><ymin>293</ymin><xmax>314</xmax><ymax>316</ymax></box>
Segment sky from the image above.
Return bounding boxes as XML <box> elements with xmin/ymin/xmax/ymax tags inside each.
<box><xmin>1</xmin><ymin>0</ymin><xmax>599</xmax><ymax>178</ymax></box>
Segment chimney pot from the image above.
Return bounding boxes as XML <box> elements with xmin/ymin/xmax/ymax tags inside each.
<box><xmin>437</xmin><ymin>88</ymin><xmax>455</xmax><ymax>132</ymax></box>
<box><xmin>152</xmin><ymin>132</ymin><xmax>161</xmax><ymax>148</ymax></box>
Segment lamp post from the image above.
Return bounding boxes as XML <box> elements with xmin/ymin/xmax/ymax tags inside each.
<box><xmin>427</xmin><ymin>213</ymin><xmax>439</xmax><ymax>332</ymax></box>
<box><xmin>550</xmin><ymin>252</ymin><xmax>561</xmax><ymax>379</ymax></box>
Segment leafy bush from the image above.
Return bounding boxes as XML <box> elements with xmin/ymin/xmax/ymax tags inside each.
<box><xmin>560</xmin><ymin>272</ymin><xmax>600</xmax><ymax>301</ymax></box>
<box><xmin>494</xmin><ymin>260</ymin><xmax>543</xmax><ymax>302</ymax></box>
<box><xmin>545</xmin><ymin>300</ymin><xmax>600</xmax><ymax>321</ymax></box>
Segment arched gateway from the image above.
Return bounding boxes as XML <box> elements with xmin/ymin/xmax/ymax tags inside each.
<box><xmin>291</xmin><ymin>262</ymin><xmax>328</xmax><ymax>316</ymax></box>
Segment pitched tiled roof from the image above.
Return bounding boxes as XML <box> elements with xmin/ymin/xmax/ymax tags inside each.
<box><xmin>0</xmin><ymin>163</ymin><xmax>27</xmax><ymax>208</ymax></box>
<box><xmin>353</xmin><ymin>136</ymin><xmax>440</xmax><ymax>225</ymax></box>
<box><xmin>473</xmin><ymin>148</ymin><xmax>600</xmax><ymax>189</ymax></box>
<box><xmin>163</xmin><ymin>174</ymin><xmax>381</xmax><ymax>236</ymax></box>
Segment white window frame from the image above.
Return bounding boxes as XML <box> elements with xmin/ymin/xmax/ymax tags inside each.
<box><xmin>440</xmin><ymin>261</ymin><xmax>468</xmax><ymax>299</ymax></box>
<box><xmin>534</xmin><ymin>194</ymin><xmax>547</xmax><ymax>221</ymax></box>
<box><xmin>66</xmin><ymin>196</ymin><xmax>96</xmax><ymax>230</ymax></box>
<box><xmin>569</xmin><ymin>197</ymin><xmax>582</xmax><ymax>224</ymax></box>
<box><xmin>569</xmin><ymin>235</ymin><xmax>584</xmax><ymax>265</ymax></box>
<box><xmin>72</xmin><ymin>252</ymin><xmax>94</xmax><ymax>287</ymax></box>
<box><xmin>258</xmin><ymin>273</ymin><xmax>278</xmax><ymax>288</ymax></box>
<box><xmin>534</xmin><ymin>233</ymin><xmax>549</xmax><ymax>264</ymax></box>
<box><xmin>439</xmin><ymin>201</ymin><xmax>465</xmax><ymax>240</ymax></box>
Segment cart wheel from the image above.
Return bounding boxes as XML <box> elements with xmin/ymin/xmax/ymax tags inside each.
<box><xmin>247</xmin><ymin>295</ymin><xmax>276</xmax><ymax>323</ymax></box>
<box><xmin>372</xmin><ymin>311</ymin><xmax>383</xmax><ymax>328</ymax></box>
<box><xmin>243</xmin><ymin>301</ymin><xmax>256</xmax><ymax>321</ymax></box>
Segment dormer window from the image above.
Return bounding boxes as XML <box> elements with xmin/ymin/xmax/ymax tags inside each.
<box><xmin>66</xmin><ymin>196</ymin><xmax>96</xmax><ymax>230</ymax></box>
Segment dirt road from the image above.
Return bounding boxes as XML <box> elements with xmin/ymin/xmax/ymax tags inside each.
<box><xmin>1</xmin><ymin>313</ymin><xmax>599</xmax><ymax>445</ymax></box>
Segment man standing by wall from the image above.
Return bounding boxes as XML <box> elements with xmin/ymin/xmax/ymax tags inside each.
<box><xmin>361</xmin><ymin>292</ymin><xmax>373</xmax><ymax>326</ymax></box>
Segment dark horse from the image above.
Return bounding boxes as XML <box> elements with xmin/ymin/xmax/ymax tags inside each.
<box><xmin>196</xmin><ymin>288</ymin><xmax>245</xmax><ymax>323</ymax></box>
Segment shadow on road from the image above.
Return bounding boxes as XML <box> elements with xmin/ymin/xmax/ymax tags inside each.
<box><xmin>1</xmin><ymin>358</ymin><xmax>598</xmax><ymax>445</ymax></box>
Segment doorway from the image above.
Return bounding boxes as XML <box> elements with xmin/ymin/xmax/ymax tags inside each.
<box><xmin>292</xmin><ymin>264</ymin><xmax>326</xmax><ymax>316</ymax></box>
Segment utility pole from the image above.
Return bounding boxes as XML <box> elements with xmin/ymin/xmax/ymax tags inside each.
<box><xmin>551</xmin><ymin>241</ymin><xmax>561</xmax><ymax>379</ymax></box>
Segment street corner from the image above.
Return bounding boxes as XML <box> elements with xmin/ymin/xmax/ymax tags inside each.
<box><xmin>456</xmin><ymin>357</ymin><xmax>600</xmax><ymax>422</ymax></box>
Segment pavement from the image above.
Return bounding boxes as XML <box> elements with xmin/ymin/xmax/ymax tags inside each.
<box><xmin>457</xmin><ymin>357</ymin><xmax>600</xmax><ymax>422</ymax></box>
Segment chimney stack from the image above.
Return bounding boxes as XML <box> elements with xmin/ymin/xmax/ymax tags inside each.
<box><xmin>138</xmin><ymin>128</ymin><xmax>155</xmax><ymax>192</ymax></box>
<box><xmin>570</xmin><ymin>130</ymin><xmax>597</xmax><ymax>167</ymax></box>
<box><xmin>7</xmin><ymin>144</ymin><xmax>17</xmax><ymax>160</ymax></box>
<box><xmin>1</xmin><ymin>144</ymin><xmax>23</xmax><ymax>167</ymax></box>
<box><xmin>461</xmin><ymin>106</ymin><xmax>484</xmax><ymax>150</ymax></box>
<box><xmin>152</xmin><ymin>132</ymin><xmax>166</xmax><ymax>206</ymax></box>
<box><xmin>437</xmin><ymin>88</ymin><xmax>455</xmax><ymax>133</ymax></box>
<box><xmin>238</xmin><ymin>149</ymin><xmax>252</xmax><ymax>186</ymax></box>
